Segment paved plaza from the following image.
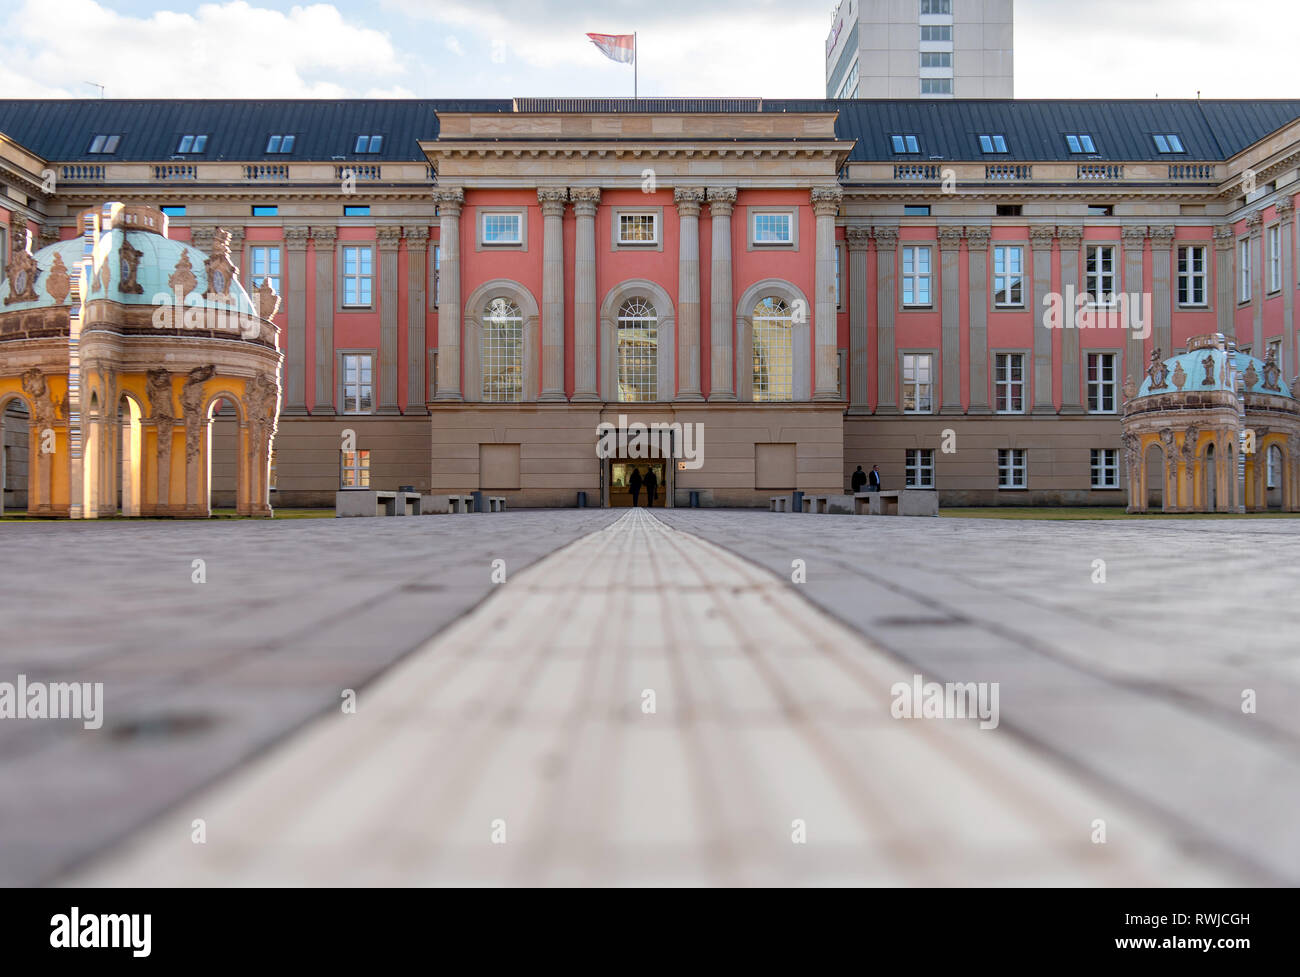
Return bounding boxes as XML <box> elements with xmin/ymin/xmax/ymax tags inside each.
<box><xmin>1</xmin><ymin>509</ymin><xmax>1297</xmax><ymax>885</ymax></box>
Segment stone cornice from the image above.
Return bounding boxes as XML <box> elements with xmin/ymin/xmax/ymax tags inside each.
<box><xmin>424</xmin><ymin>141</ymin><xmax>853</xmax><ymax>164</ymax></box>
<box><xmin>845</xmin><ymin>225</ymin><xmax>872</xmax><ymax>251</ymax></box>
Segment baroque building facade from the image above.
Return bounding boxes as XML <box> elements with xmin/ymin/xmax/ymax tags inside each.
<box><xmin>0</xmin><ymin>97</ymin><xmax>1298</xmax><ymax>511</ymax></box>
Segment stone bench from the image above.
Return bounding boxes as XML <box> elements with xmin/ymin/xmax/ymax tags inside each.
<box><xmin>488</xmin><ymin>496</ymin><xmax>507</xmax><ymax>512</ymax></box>
<box><xmin>853</xmin><ymin>490</ymin><xmax>939</xmax><ymax>517</ymax></box>
<box><xmin>803</xmin><ymin>494</ymin><xmax>855</xmax><ymax>514</ymax></box>
<box><xmin>335</xmin><ymin>490</ymin><xmax>398</xmax><ymax>517</ymax></box>
<box><xmin>769</xmin><ymin>496</ymin><xmax>788</xmax><ymax>513</ymax></box>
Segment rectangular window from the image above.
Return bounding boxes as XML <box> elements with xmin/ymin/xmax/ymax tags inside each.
<box><xmin>921</xmin><ymin>78</ymin><xmax>953</xmax><ymax>95</ymax></box>
<box><xmin>1087</xmin><ymin>352</ymin><xmax>1118</xmax><ymax>414</ymax></box>
<box><xmin>341</xmin><ymin>245</ymin><xmax>374</xmax><ymax>307</ymax></box>
<box><xmin>343</xmin><ymin>205</ymin><xmax>370</xmax><ymax>217</ymax></box>
<box><xmin>979</xmin><ymin>135</ymin><xmax>1008</xmax><ymax>154</ymax></box>
<box><xmin>354</xmin><ymin>135</ymin><xmax>383</xmax><ymax>153</ymax></box>
<box><xmin>1240</xmin><ymin>239</ymin><xmax>1252</xmax><ymax>302</ymax></box>
<box><xmin>617</xmin><ymin>212</ymin><xmax>658</xmax><ymax>245</ymax></box>
<box><xmin>1177</xmin><ymin>245</ymin><xmax>1207</xmax><ymax>306</ymax></box>
<box><xmin>920</xmin><ymin>25</ymin><xmax>952</xmax><ymax>41</ymax></box>
<box><xmin>341</xmin><ymin>354</ymin><xmax>374</xmax><ymax>414</ymax></box>
<box><xmin>265</xmin><ymin>134</ymin><xmax>296</xmax><ymax>154</ymax></box>
<box><xmin>87</xmin><ymin>134</ymin><xmax>121</xmax><ymax>154</ymax></box>
<box><xmin>994</xmin><ymin>353</ymin><xmax>1025</xmax><ymax>414</ymax></box>
<box><xmin>993</xmin><ymin>246</ymin><xmax>1024</xmax><ymax>307</ymax></box>
<box><xmin>251</xmin><ymin>205</ymin><xmax>278</xmax><ymax>217</ymax></box>
<box><xmin>891</xmin><ymin>134</ymin><xmax>921</xmax><ymax>154</ymax></box>
<box><xmin>340</xmin><ymin>449</ymin><xmax>370</xmax><ymax>488</ymax></box>
<box><xmin>1086</xmin><ymin>245</ymin><xmax>1117</xmax><ymax>305</ymax></box>
<box><xmin>1088</xmin><ymin>204</ymin><xmax>1114</xmax><ymax>217</ymax></box>
<box><xmin>1091</xmin><ymin>449</ymin><xmax>1120</xmax><ymax>489</ymax></box>
<box><xmin>482</xmin><ymin>212</ymin><xmax>522</xmax><ymax>246</ymax></box>
<box><xmin>901</xmin><ymin>246</ymin><xmax>932</xmax><ymax>306</ymax></box>
<box><xmin>998</xmin><ymin>448</ymin><xmax>1027</xmax><ymax>489</ymax></box>
<box><xmin>160</xmin><ymin>205</ymin><xmax>185</xmax><ymax>217</ymax></box>
<box><xmin>920</xmin><ymin>0</ymin><xmax>951</xmax><ymax>13</ymax></box>
<box><xmin>1268</xmin><ymin>225</ymin><xmax>1281</xmax><ymax>293</ymax></box>
<box><xmin>753</xmin><ymin>212</ymin><xmax>793</xmax><ymax>245</ymax></box>
<box><xmin>1153</xmin><ymin>134</ymin><xmax>1185</xmax><ymax>154</ymax></box>
<box><xmin>177</xmin><ymin>134</ymin><xmax>208</xmax><ymax>154</ymax></box>
<box><xmin>1268</xmin><ymin>338</ymin><xmax>1283</xmax><ymax>374</ymax></box>
<box><xmin>903</xmin><ymin>205</ymin><xmax>931</xmax><ymax>217</ymax></box>
<box><xmin>1065</xmin><ymin>134</ymin><xmax>1097</xmax><ymax>154</ymax></box>
<box><xmin>920</xmin><ymin>51</ymin><xmax>952</xmax><ymax>68</ymax></box>
<box><xmin>902</xmin><ymin>353</ymin><xmax>933</xmax><ymax>414</ymax></box>
<box><xmin>248</xmin><ymin>246</ymin><xmax>282</xmax><ymax>294</ymax></box>
<box><xmin>906</xmin><ymin>449</ymin><xmax>935</xmax><ymax>489</ymax></box>
<box><xmin>996</xmin><ymin>204</ymin><xmax>1022</xmax><ymax>217</ymax></box>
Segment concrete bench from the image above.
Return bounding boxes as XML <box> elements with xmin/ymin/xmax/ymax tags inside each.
<box><xmin>446</xmin><ymin>494</ymin><xmax>474</xmax><ymax>514</ymax></box>
<box><xmin>395</xmin><ymin>491</ymin><xmax>422</xmax><ymax>516</ymax></box>
<box><xmin>853</xmin><ymin>490</ymin><xmax>939</xmax><ymax>517</ymax></box>
<box><xmin>488</xmin><ymin>496</ymin><xmax>507</xmax><ymax>512</ymax></box>
<box><xmin>804</xmin><ymin>495</ymin><xmax>830</xmax><ymax>513</ymax></box>
<box><xmin>769</xmin><ymin>496</ymin><xmax>788</xmax><ymax>513</ymax></box>
<box><xmin>335</xmin><ymin>490</ymin><xmax>397</xmax><ymax>517</ymax></box>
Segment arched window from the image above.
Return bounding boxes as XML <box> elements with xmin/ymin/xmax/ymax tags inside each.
<box><xmin>752</xmin><ymin>297</ymin><xmax>794</xmax><ymax>401</ymax></box>
<box><xmin>481</xmin><ymin>297</ymin><xmax>523</xmax><ymax>402</ymax></box>
<box><xmin>617</xmin><ymin>297</ymin><xmax>657</xmax><ymax>402</ymax></box>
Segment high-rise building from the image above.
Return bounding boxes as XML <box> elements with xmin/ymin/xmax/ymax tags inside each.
<box><xmin>826</xmin><ymin>0</ymin><xmax>1015</xmax><ymax>99</ymax></box>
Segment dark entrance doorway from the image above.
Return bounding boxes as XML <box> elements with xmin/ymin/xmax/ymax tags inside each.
<box><xmin>610</xmin><ymin>460</ymin><xmax>667</xmax><ymax>507</ymax></box>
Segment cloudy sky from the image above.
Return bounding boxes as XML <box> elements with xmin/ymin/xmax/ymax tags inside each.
<box><xmin>0</xmin><ymin>0</ymin><xmax>1292</xmax><ymax>101</ymax></box>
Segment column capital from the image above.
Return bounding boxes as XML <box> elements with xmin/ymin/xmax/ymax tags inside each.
<box><xmin>872</xmin><ymin>226</ymin><xmax>899</xmax><ymax>249</ymax></box>
<box><xmin>1149</xmin><ymin>225</ymin><xmax>1176</xmax><ymax>250</ymax></box>
<box><xmin>570</xmin><ymin>186</ymin><xmax>601</xmax><ymax>216</ymax></box>
<box><xmin>673</xmin><ymin>186</ymin><xmax>705</xmax><ymax>216</ymax></box>
<box><xmin>1120</xmin><ymin>224</ymin><xmax>1149</xmax><ymax>249</ymax></box>
<box><xmin>964</xmin><ymin>226</ymin><xmax>991</xmax><ymax>252</ymax></box>
<box><xmin>38</xmin><ymin>224</ymin><xmax>61</xmax><ymax>249</ymax></box>
<box><xmin>403</xmin><ymin>225</ymin><xmax>431</xmax><ymax>248</ymax></box>
<box><xmin>707</xmin><ymin>187</ymin><xmax>737</xmax><ymax>216</ymax></box>
<box><xmin>284</xmin><ymin>225</ymin><xmax>312</xmax><ymax>250</ymax></box>
<box><xmin>1276</xmin><ymin>197</ymin><xmax>1295</xmax><ymax>222</ymax></box>
<box><xmin>1246</xmin><ymin>210</ymin><xmax>1265</xmax><ymax>235</ymax></box>
<box><xmin>189</xmin><ymin>225</ymin><xmax>217</xmax><ymax>252</ymax></box>
<box><xmin>810</xmin><ymin>185</ymin><xmax>842</xmax><ymax>217</ymax></box>
<box><xmin>310</xmin><ymin>226</ymin><xmax>337</xmax><ymax>246</ymax></box>
<box><xmin>538</xmin><ymin>187</ymin><xmax>569</xmax><ymax>216</ymax></box>
<box><xmin>845</xmin><ymin>225</ymin><xmax>872</xmax><ymax>252</ymax></box>
<box><xmin>376</xmin><ymin>226</ymin><xmax>404</xmax><ymax>251</ymax></box>
<box><xmin>1056</xmin><ymin>225</ymin><xmax>1085</xmax><ymax>249</ymax></box>
<box><xmin>1214</xmin><ymin>224</ymin><xmax>1237</xmax><ymax>250</ymax></box>
<box><xmin>433</xmin><ymin>186</ymin><xmax>464</xmax><ymax>216</ymax></box>
<box><xmin>1029</xmin><ymin>224</ymin><xmax>1056</xmax><ymax>251</ymax></box>
<box><xmin>937</xmin><ymin>225</ymin><xmax>964</xmax><ymax>251</ymax></box>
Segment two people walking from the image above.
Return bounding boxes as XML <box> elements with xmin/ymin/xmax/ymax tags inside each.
<box><xmin>851</xmin><ymin>464</ymin><xmax>881</xmax><ymax>494</ymax></box>
<box><xmin>627</xmin><ymin>467</ymin><xmax>658</xmax><ymax>507</ymax></box>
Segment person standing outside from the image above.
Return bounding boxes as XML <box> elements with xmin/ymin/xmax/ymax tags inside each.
<box><xmin>643</xmin><ymin>467</ymin><xmax>658</xmax><ymax>507</ymax></box>
<box><xmin>851</xmin><ymin>465</ymin><xmax>867</xmax><ymax>494</ymax></box>
<box><xmin>629</xmin><ymin>467</ymin><xmax>643</xmax><ymax>508</ymax></box>
<box><xmin>868</xmin><ymin>465</ymin><xmax>882</xmax><ymax>492</ymax></box>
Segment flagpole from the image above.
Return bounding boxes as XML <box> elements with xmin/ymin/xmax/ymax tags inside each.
<box><xmin>634</xmin><ymin>32</ymin><xmax>638</xmax><ymax>100</ymax></box>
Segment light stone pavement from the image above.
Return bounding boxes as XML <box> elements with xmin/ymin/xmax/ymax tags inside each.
<box><xmin>70</xmin><ymin>509</ymin><xmax>1246</xmax><ymax>886</ymax></box>
<box><xmin>0</xmin><ymin>510</ymin><xmax>618</xmax><ymax>886</ymax></box>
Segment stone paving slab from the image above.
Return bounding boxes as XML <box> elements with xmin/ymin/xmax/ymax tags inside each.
<box><xmin>0</xmin><ymin>510</ymin><xmax>618</xmax><ymax>885</ymax></box>
<box><xmin>69</xmin><ymin>511</ymin><xmax>1238</xmax><ymax>887</ymax></box>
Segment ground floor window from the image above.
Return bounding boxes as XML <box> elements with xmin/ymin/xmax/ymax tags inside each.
<box><xmin>1091</xmin><ymin>448</ymin><xmax>1119</xmax><ymax>489</ymax></box>
<box><xmin>998</xmin><ymin>448</ymin><xmax>1027</xmax><ymax>489</ymax></box>
<box><xmin>341</xmin><ymin>449</ymin><xmax>370</xmax><ymax>488</ymax></box>
<box><xmin>905</xmin><ymin>448</ymin><xmax>934</xmax><ymax>488</ymax></box>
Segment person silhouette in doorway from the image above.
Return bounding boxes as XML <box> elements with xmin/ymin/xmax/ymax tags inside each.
<box><xmin>643</xmin><ymin>467</ymin><xmax>658</xmax><ymax>507</ymax></box>
<box><xmin>629</xmin><ymin>467</ymin><xmax>643</xmax><ymax>508</ymax></box>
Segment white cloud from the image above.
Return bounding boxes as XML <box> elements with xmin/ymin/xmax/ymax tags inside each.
<box><xmin>0</xmin><ymin>0</ymin><xmax>407</xmax><ymax>98</ymax></box>
<box><xmin>444</xmin><ymin>35</ymin><xmax>465</xmax><ymax>56</ymax></box>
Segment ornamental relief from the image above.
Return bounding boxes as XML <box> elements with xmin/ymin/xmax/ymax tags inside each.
<box><xmin>4</xmin><ymin>248</ymin><xmax>41</xmax><ymax>305</ymax></box>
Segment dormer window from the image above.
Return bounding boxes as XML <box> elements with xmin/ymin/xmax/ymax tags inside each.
<box><xmin>266</xmin><ymin>134</ymin><xmax>296</xmax><ymax>154</ymax></box>
<box><xmin>891</xmin><ymin>134</ymin><xmax>921</xmax><ymax>154</ymax></box>
<box><xmin>354</xmin><ymin>135</ymin><xmax>383</xmax><ymax>153</ymax></box>
<box><xmin>176</xmin><ymin>134</ymin><xmax>208</xmax><ymax>154</ymax></box>
<box><xmin>1153</xmin><ymin>133</ymin><xmax>1185</xmax><ymax>154</ymax></box>
<box><xmin>979</xmin><ymin>134</ymin><xmax>1008</xmax><ymax>154</ymax></box>
<box><xmin>1065</xmin><ymin>134</ymin><xmax>1097</xmax><ymax>154</ymax></box>
<box><xmin>87</xmin><ymin>134</ymin><xmax>121</xmax><ymax>154</ymax></box>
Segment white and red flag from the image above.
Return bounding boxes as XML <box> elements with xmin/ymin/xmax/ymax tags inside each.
<box><xmin>586</xmin><ymin>33</ymin><xmax>635</xmax><ymax>64</ymax></box>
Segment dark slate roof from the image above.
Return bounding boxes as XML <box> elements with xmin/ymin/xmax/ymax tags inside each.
<box><xmin>0</xmin><ymin>99</ymin><xmax>511</xmax><ymax>163</ymax></box>
<box><xmin>0</xmin><ymin>97</ymin><xmax>1297</xmax><ymax>164</ymax></box>
<box><xmin>766</xmin><ymin>99</ymin><xmax>1300</xmax><ymax>162</ymax></box>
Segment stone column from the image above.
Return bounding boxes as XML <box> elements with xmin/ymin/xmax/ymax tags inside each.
<box><xmin>1278</xmin><ymin>198</ymin><xmax>1295</xmax><ymax>376</ymax></box>
<box><xmin>966</xmin><ymin>226</ymin><xmax>991</xmax><ymax>413</ymax></box>
<box><xmin>707</xmin><ymin>187</ymin><xmax>737</xmax><ymax>401</ymax></box>
<box><xmin>570</xmin><ymin>187</ymin><xmax>601</xmax><ymax>401</ymax></box>
<box><xmin>311</xmin><ymin>226</ymin><xmax>337</xmax><ymax>415</ymax></box>
<box><xmin>1057</xmin><ymin>225</ymin><xmax>1085</xmax><ymax>414</ymax></box>
<box><xmin>282</xmin><ymin>227</ymin><xmax>311</xmax><ymax>414</ymax></box>
<box><xmin>377</xmin><ymin>226</ymin><xmax>403</xmax><ymax>414</ymax></box>
<box><xmin>674</xmin><ymin>187</ymin><xmax>706</xmax><ymax>401</ymax></box>
<box><xmin>1150</xmin><ymin>226</ymin><xmax>1175</xmax><ymax>364</ymax></box>
<box><xmin>433</xmin><ymin>187</ymin><xmax>464</xmax><ymax>401</ymax></box>
<box><xmin>811</xmin><ymin>186</ymin><xmax>844</xmax><ymax>401</ymax></box>
<box><xmin>846</xmin><ymin>226</ymin><xmax>872</xmax><ymax>411</ymax></box>
<box><xmin>1121</xmin><ymin>225</ymin><xmax>1148</xmax><ymax>388</ymax></box>
<box><xmin>1030</xmin><ymin>225</ymin><xmax>1056</xmax><ymax>414</ymax></box>
<box><xmin>404</xmin><ymin>226</ymin><xmax>430</xmax><ymax>413</ymax></box>
<box><xmin>937</xmin><ymin>226</ymin><xmax>964</xmax><ymax>414</ymax></box>
<box><xmin>1214</xmin><ymin>225</ymin><xmax>1236</xmax><ymax>339</ymax></box>
<box><xmin>538</xmin><ymin>187</ymin><xmax>568</xmax><ymax>401</ymax></box>
<box><xmin>874</xmin><ymin>227</ymin><xmax>899</xmax><ymax>413</ymax></box>
<box><xmin>1248</xmin><ymin>210</ymin><xmax>1265</xmax><ymax>355</ymax></box>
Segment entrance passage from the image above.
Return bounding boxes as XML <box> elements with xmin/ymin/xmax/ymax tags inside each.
<box><xmin>610</xmin><ymin>460</ymin><xmax>667</xmax><ymax>508</ymax></box>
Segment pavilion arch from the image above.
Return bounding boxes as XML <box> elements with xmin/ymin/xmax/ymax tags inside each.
<box><xmin>599</xmin><ymin>278</ymin><xmax>675</xmax><ymax>402</ymax></box>
<box><xmin>0</xmin><ymin>391</ymin><xmax>34</xmax><ymax>517</ymax></box>
<box><xmin>734</xmin><ymin>278</ymin><xmax>811</xmax><ymax>402</ymax></box>
<box><xmin>203</xmin><ymin>388</ymin><xmax>248</xmax><ymax>516</ymax></box>
<box><xmin>462</xmin><ymin>279</ymin><xmax>540</xmax><ymax>403</ymax></box>
<box><xmin>117</xmin><ymin>391</ymin><xmax>146</xmax><ymax>516</ymax></box>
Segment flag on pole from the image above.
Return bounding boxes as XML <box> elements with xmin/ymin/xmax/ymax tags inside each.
<box><xmin>586</xmin><ymin>33</ymin><xmax>635</xmax><ymax>64</ymax></box>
